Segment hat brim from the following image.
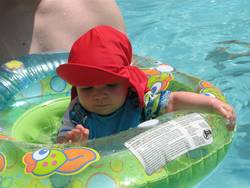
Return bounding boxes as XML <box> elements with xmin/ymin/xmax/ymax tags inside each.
<box><xmin>57</xmin><ymin>64</ymin><xmax>128</xmax><ymax>86</ymax></box>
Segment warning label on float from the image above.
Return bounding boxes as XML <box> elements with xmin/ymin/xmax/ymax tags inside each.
<box><xmin>124</xmin><ymin>113</ymin><xmax>213</xmax><ymax>175</ymax></box>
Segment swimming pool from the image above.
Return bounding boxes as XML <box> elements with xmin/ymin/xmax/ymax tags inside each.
<box><xmin>117</xmin><ymin>0</ymin><xmax>250</xmax><ymax>187</ymax></box>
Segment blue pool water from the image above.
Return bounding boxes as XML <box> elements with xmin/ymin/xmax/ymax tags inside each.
<box><xmin>118</xmin><ymin>0</ymin><xmax>250</xmax><ymax>187</ymax></box>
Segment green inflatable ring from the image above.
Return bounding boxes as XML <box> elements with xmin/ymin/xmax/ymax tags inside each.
<box><xmin>0</xmin><ymin>53</ymin><xmax>235</xmax><ymax>188</ymax></box>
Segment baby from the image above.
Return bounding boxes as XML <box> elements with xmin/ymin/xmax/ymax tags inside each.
<box><xmin>56</xmin><ymin>25</ymin><xmax>236</xmax><ymax>144</ymax></box>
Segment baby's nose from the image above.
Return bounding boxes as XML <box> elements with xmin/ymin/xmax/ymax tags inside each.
<box><xmin>93</xmin><ymin>88</ymin><xmax>108</xmax><ymax>99</ymax></box>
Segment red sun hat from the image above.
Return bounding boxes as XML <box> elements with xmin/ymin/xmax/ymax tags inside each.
<box><xmin>56</xmin><ymin>25</ymin><xmax>148</xmax><ymax>107</ymax></box>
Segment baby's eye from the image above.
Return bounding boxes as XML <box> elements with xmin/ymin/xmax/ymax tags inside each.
<box><xmin>80</xmin><ymin>87</ymin><xmax>93</xmax><ymax>91</ymax></box>
<box><xmin>106</xmin><ymin>83</ymin><xmax>119</xmax><ymax>88</ymax></box>
<box><xmin>33</xmin><ymin>148</ymin><xmax>50</xmax><ymax>161</ymax></box>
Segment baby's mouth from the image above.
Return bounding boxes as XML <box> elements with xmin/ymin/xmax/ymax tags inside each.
<box><xmin>94</xmin><ymin>103</ymin><xmax>110</xmax><ymax>107</ymax></box>
<box><xmin>95</xmin><ymin>105</ymin><xmax>109</xmax><ymax>107</ymax></box>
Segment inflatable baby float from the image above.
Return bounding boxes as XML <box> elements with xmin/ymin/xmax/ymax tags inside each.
<box><xmin>0</xmin><ymin>53</ymin><xmax>235</xmax><ymax>188</ymax></box>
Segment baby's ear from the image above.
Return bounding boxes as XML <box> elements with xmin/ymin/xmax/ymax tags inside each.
<box><xmin>128</xmin><ymin>87</ymin><xmax>136</xmax><ymax>94</ymax></box>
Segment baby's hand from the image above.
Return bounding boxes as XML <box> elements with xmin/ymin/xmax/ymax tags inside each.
<box><xmin>210</xmin><ymin>98</ymin><xmax>236</xmax><ymax>131</ymax></box>
<box><xmin>66</xmin><ymin>124</ymin><xmax>89</xmax><ymax>145</ymax></box>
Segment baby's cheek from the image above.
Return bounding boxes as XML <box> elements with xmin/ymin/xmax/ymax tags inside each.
<box><xmin>78</xmin><ymin>93</ymin><xmax>91</xmax><ymax>104</ymax></box>
<box><xmin>112</xmin><ymin>86</ymin><xmax>128</xmax><ymax>96</ymax></box>
<box><xmin>112</xmin><ymin>91</ymin><xmax>128</xmax><ymax>106</ymax></box>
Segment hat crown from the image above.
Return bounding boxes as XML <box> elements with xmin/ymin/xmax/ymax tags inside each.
<box><xmin>68</xmin><ymin>25</ymin><xmax>132</xmax><ymax>71</ymax></box>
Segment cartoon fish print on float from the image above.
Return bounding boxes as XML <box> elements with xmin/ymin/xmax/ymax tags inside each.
<box><xmin>144</xmin><ymin>64</ymin><xmax>175</xmax><ymax>94</ymax></box>
<box><xmin>144</xmin><ymin>64</ymin><xmax>174</xmax><ymax>117</ymax></box>
<box><xmin>23</xmin><ymin>147</ymin><xmax>100</xmax><ymax>177</ymax></box>
<box><xmin>1</xmin><ymin>60</ymin><xmax>24</xmax><ymax>72</ymax></box>
<box><xmin>0</xmin><ymin>133</ymin><xmax>14</xmax><ymax>173</ymax></box>
<box><xmin>0</xmin><ymin>152</ymin><xmax>6</xmax><ymax>173</ymax></box>
<box><xmin>198</xmin><ymin>81</ymin><xmax>226</xmax><ymax>102</ymax></box>
<box><xmin>0</xmin><ymin>134</ymin><xmax>16</xmax><ymax>141</ymax></box>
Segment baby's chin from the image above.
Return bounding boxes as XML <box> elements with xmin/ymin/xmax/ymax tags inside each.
<box><xmin>93</xmin><ymin>109</ymin><xmax>117</xmax><ymax>116</ymax></box>
<box><xmin>91</xmin><ymin>105</ymin><xmax>122</xmax><ymax>116</ymax></box>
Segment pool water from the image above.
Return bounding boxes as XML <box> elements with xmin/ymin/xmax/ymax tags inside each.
<box><xmin>117</xmin><ymin>0</ymin><xmax>250</xmax><ymax>187</ymax></box>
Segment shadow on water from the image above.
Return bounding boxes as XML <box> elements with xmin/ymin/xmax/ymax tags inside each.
<box><xmin>205</xmin><ymin>40</ymin><xmax>250</xmax><ymax>70</ymax></box>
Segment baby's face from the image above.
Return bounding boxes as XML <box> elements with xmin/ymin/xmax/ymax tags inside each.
<box><xmin>76</xmin><ymin>81</ymin><xmax>129</xmax><ymax>115</ymax></box>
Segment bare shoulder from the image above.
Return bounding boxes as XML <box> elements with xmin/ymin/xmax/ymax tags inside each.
<box><xmin>37</xmin><ymin>0</ymin><xmax>125</xmax><ymax>35</ymax></box>
<box><xmin>33</xmin><ymin>0</ymin><xmax>126</xmax><ymax>51</ymax></box>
